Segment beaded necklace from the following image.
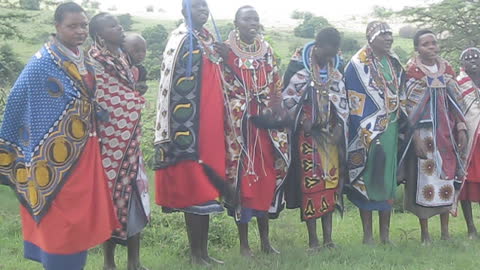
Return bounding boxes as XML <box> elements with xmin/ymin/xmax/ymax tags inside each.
<box><xmin>193</xmin><ymin>29</ymin><xmax>222</xmax><ymax>64</ymax></box>
<box><xmin>229</xmin><ymin>30</ymin><xmax>268</xmax><ymax>70</ymax></box>
<box><xmin>370</xmin><ymin>49</ymin><xmax>400</xmax><ymax>116</ymax></box>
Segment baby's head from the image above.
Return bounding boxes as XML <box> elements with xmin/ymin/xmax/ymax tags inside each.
<box><xmin>123</xmin><ymin>33</ymin><xmax>147</xmax><ymax>65</ymax></box>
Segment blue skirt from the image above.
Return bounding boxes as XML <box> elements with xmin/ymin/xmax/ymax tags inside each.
<box><xmin>24</xmin><ymin>241</ymin><xmax>87</xmax><ymax>270</ymax></box>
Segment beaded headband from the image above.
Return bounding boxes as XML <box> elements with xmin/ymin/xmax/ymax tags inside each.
<box><xmin>418</xmin><ymin>33</ymin><xmax>436</xmax><ymax>41</ymax></box>
<box><xmin>366</xmin><ymin>21</ymin><xmax>392</xmax><ymax>43</ymax></box>
<box><xmin>460</xmin><ymin>47</ymin><xmax>480</xmax><ymax>61</ymax></box>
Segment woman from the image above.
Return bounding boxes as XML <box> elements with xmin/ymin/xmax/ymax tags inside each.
<box><xmin>220</xmin><ymin>5</ymin><xmax>289</xmax><ymax>257</ymax></box>
<box><xmin>0</xmin><ymin>3</ymin><xmax>117</xmax><ymax>269</ymax></box>
<box><xmin>457</xmin><ymin>47</ymin><xmax>480</xmax><ymax>239</ymax></box>
<box><xmin>154</xmin><ymin>0</ymin><xmax>229</xmax><ymax>265</ymax></box>
<box><xmin>402</xmin><ymin>29</ymin><xmax>467</xmax><ymax>243</ymax></box>
<box><xmin>88</xmin><ymin>13</ymin><xmax>150</xmax><ymax>270</ymax></box>
<box><xmin>282</xmin><ymin>27</ymin><xmax>348</xmax><ymax>251</ymax></box>
<box><xmin>344</xmin><ymin>21</ymin><xmax>405</xmax><ymax>244</ymax></box>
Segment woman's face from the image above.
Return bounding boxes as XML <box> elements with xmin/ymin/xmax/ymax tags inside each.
<box><xmin>313</xmin><ymin>44</ymin><xmax>338</xmax><ymax>64</ymax></box>
<box><xmin>184</xmin><ymin>0</ymin><xmax>209</xmax><ymax>29</ymax></box>
<box><xmin>235</xmin><ymin>8</ymin><xmax>260</xmax><ymax>43</ymax></box>
<box><xmin>463</xmin><ymin>52</ymin><xmax>480</xmax><ymax>75</ymax></box>
<box><xmin>98</xmin><ymin>15</ymin><xmax>125</xmax><ymax>46</ymax></box>
<box><xmin>416</xmin><ymin>34</ymin><xmax>440</xmax><ymax>63</ymax></box>
<box><xmin>55</xmin><ymin>12</ymin><xmax>88</xmax><ymax>49</ymax></box>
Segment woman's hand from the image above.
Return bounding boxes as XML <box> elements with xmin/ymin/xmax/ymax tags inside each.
<box><xmin>213</xmin><ymin>42</ymin><xmax>230</xmax><ymax>61</ymax></box>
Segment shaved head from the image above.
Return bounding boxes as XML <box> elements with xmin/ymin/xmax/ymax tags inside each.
<box><xmin>124</xmin><ymin>33</ymin><xmax>146</xmax><ymax>46</ymax></box>
<box><xmin>123</xmin><ymin>33</ymin><xmax>147</xmax><ymax>65</ymax></box>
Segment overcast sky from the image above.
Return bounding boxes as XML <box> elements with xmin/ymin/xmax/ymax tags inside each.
<box><xmin>99</xmin><ymin>0</ymin><xmax>436</xmax><ymax>25</ymax></box>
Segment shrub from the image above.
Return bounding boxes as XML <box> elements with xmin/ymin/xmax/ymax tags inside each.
<box><xmin>142</xmin><ymin>24</ymin><xmax>169</xmax><ymax>80</ymax></box>
<box><xmin>399</xmin><ymin>25</ymin><xmax>418</xmax><ymax>39</ymax></box>
<box><xmin>0</xmin><ymin>44</ymin><xmax>23</xmax><ymax>87</ymax></box>
<box><xmin>19</xmin><ymin>0</ymin><xmax>40</xmax><ymax>10</ymax></box>
<box><xmin>293</xmin><ymin>13</ymin><xmax>330</xmax><ymax>39</ymax></box>
<box><xmin>117</xmin><ymin>14</ymin><xmax>134</xmax><ymax>31</ymax></box>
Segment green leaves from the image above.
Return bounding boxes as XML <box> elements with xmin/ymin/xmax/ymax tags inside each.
<box><xmin>292</xmin><ymin>11</ymin><xmax>331</xmax><ymax>39</ymax></box>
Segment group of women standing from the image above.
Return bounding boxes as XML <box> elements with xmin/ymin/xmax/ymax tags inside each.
<box><xmin>1</xmin><ymin>0</ymin><xmax>480</xmax><ymax>269</ymax></box>
<box><xmin>153</xmin><ymin>0</ymin><xmax>480</xmax><ymax>265</ymax></box>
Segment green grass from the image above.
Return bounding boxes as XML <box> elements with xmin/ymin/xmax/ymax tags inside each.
<box><xmin>1</xmin><ymin>184</ymin><xmax>480</xmax><ymax>270</ymax></box>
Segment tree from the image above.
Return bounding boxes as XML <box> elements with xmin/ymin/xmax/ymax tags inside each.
<box><xmin>117</xmin><ymin>14</ymin><xmax>134</xmax><ymax>31</ymax></box>
<box><xmin>292</xmin><ymin>11</ymin><xmax>330</xmax><ymax>39</ymax></box>
<box><xmin>0</xmin><ymin>44</ymin><xmax>23</xmax><ymax>87</ymax></box>
<box><xmin>291</xmin><ymin>10</ymin><xmax>306</xmax><ymax>20</ymax></box>
<box><xmin>1</xmin><ymin>0</ymin><xmax>32</xmax><ymax>39</ymax></box>
<box><xmin>0</xmin><ymin>44</ymin><xmax>23</xmax><ymax>120</ymax></box>
<box><xmin>0</xmin><ymin>3</ymin><xmax>31</xmax><ymax>86</ymax></box>
<box><xmin>142</xmin><ymin>24</ymin><xmax>169</xmax><ymax>80</ymax></box>
<box><xmin>19</xmin><ymin>0</ymin><xmax>40</xmax><ymax>10</ymax></box>
<box><xmin>0</xmin><ymin>12</ymin><xmax>28</xmax><ymax>40</ymax></box>
<box><xmin>146</xmin><ymin>5</ymin><xmax>154</xmax><ymax>12</ymax></box>
<box><xmin>392</xmin><ymin>0</ymin><xmax>480</xmax><ymax>66</ymax></box>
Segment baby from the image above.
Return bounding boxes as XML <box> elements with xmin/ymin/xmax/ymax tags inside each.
<box><xmin>123</xmin><ymin>33</ymin><xmax>148</xmax><ymax>95</ymax></box>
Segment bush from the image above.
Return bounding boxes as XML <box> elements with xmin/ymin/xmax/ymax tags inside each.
<box><xmin>293</xmin><ymin>13</ymin><xmax>330</xmax><ymax>39</ymax></box>
<box><xmin>117</xmin><ymin>14</ymin><xmax>134</xmax><ymax>31</ymax></box>
<box><xmin>19</xmin><ymin>0</ymin><xmax>40</xmax><ymax>10</ymax></box>
<box><xmin>341</xmin><ymin>36</ymin><xmax>361</xmax><ymax>56</ymax></box>
<box><xmin>399</xmin><ymin>25</ymin><xmax>418</xmax><ymax>39</ymax></box>
<box><xmin>142</xmin><ymin>24</ymin><xmax>169</xmax><ymax>80</ymax></box>
<box><xmin>143</xmin><ymin>57</ymin><xmax>161</xmax><ymax>81</ymax></box>
<box><xmin>0</xmin><ymin>44</ymin><xmax>23</xmax><ymax>87</ymax></box>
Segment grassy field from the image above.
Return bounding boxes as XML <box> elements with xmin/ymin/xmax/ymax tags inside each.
<box><xmin>1</xmin><ymin>7</ymin><xmax>475</xmax><ymax>270</ymax></box>
<box><xmin>2</xmin><ymin>183</ymin><xmax>480</xmax><ymax>270</ymax></box>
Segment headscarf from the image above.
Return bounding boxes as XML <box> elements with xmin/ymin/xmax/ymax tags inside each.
<box><xmin>366</xmin><ymin>21</ymin><xmax>392</xmax><ymax>44</ymax></box>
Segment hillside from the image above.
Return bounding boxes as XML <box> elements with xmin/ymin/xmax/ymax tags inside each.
<box><xmin>0</xmin><ymin>8</ymin><xmax>414</xmax><ymax>68</ymax></box>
